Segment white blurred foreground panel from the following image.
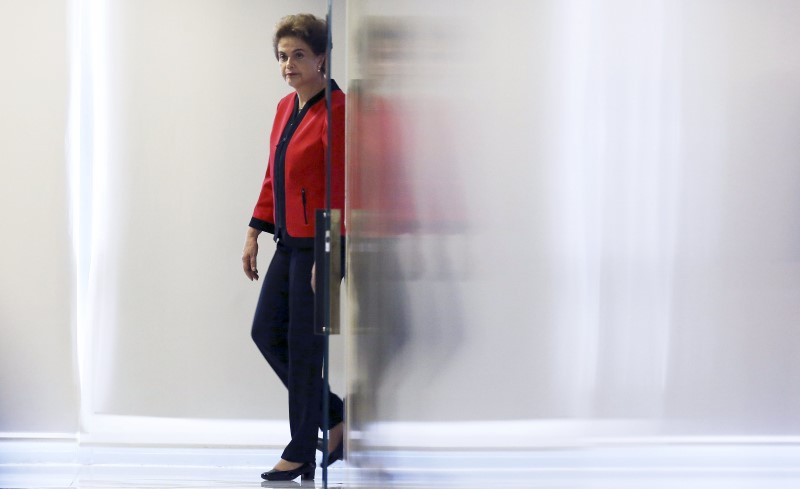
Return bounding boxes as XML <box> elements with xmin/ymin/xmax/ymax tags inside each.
<box><xmin>344</xmin><ymin>0</ymin><xmax>800</xmax><ymax>478</ymax></box>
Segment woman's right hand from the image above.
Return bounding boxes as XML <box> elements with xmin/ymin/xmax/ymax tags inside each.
<box><xmin>242</xmin><ymin>228</ymin><xmax>261</xmax><ymax>281</ymax></box>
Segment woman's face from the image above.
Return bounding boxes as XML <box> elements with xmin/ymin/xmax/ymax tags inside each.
<box><xmin>277</xmin><ymin>36</ymin><xmax>324</xmax><ymax>91</ymax></box>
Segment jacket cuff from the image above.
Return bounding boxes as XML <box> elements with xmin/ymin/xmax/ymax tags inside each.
<box><xmin>249</xmin><ymin>217</ymin><xmax>275</xmax><ymax>234</ymax></box>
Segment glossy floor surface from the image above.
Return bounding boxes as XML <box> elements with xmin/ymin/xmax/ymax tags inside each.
<box><xmin>2</xmin><ymin>444</ymin><xmax>800</xmax><ymax>488</ymax></box>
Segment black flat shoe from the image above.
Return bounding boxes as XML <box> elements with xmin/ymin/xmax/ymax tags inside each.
<box><xmin>261</xmin><ymin>461</ymin><xmax>316</xmax><ymax>481</ymax></box>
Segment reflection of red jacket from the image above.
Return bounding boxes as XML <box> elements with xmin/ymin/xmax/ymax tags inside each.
<box><xmin>348</xmin><ymin>87</ymin><xmax>417</xmax><ymax>237</ymax></box>
<box><xmin>250</xmin><ymin>83</ymin><xmax>345</xmax><ymax>246</ymax></box>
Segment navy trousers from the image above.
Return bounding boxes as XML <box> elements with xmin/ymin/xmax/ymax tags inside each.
<box><xmin>251</xmin><ymin>241</ymin><xmax>345</xmax><ymax>463</ymax></box>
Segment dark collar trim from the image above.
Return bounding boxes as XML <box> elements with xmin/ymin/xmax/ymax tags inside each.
<box><xmin>296</xmin><ymin>79</ymin><xmax>341</xmax><ymax>114</ymax></box>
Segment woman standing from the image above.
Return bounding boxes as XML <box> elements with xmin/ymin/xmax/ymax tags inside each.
<box><xmin>241</xmin><ymin>13</ymin><xmax>345</xmax><ymax>482</ymax></box>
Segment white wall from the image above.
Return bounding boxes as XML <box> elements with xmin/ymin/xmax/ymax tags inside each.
<box><xmin>1</xmin><ymin>0</ymin><xmax>347</xmax><ymax>445</ymax></box>
<box><xmin>75</xmin><ymin>0</ymin><xmax>349</xmax><ymax>443</ymax></box>
<box><xmin>0</xmin><ymin>0</ymin><xmax>77</xmax><ymax>435</ymax></box>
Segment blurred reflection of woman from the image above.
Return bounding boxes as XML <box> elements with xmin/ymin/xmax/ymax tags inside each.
<box><xmin>240</xmin><ymin>13</ymin><xmax>345</xmax><ymax>482</ymax></box>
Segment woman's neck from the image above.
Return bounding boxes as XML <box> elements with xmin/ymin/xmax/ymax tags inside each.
<box><xmin>296</xmin><ymin>78</ymin><xmax>327</xmax><ymax>109</ymax></box>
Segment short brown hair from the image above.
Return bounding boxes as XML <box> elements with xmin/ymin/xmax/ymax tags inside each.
<box><xmin>273</xmin><ymin>14</ymin><xmax>328</xmax><ymax>62</ymax></box>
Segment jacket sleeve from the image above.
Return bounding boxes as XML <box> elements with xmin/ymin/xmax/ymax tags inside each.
<box><xmin>250</xmin><ymin>142</ymin><xmax>276</xmax><ymax>234</ymax></box>
<box><xmin>250</xmin><ymin>163</ymin><xmax>275</xmax><ymax>234</ymax></box>
<box><xmin>323</xmin><ymin>95</ymin><xmax>347</xmax><ymax>235</ymax></box>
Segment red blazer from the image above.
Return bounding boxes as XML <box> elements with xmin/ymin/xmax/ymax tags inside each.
<box><xmin>250</xmin><ymin>83</ymin><xmax>345</xmax><ymax>246</ymax></box>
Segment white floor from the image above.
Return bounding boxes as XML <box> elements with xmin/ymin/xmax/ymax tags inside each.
<box><xmin>2</xmin><ymin>443</ymin><xmax>800</xmax><ymax>488</ymax></box>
